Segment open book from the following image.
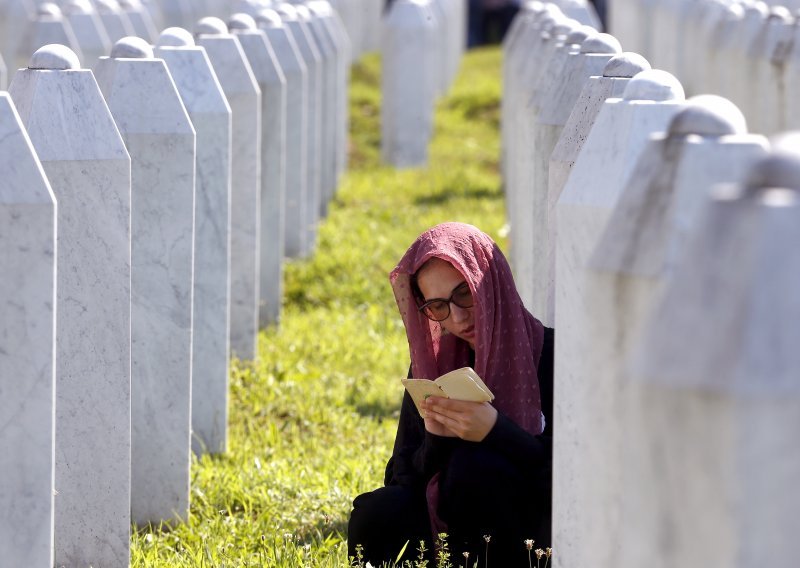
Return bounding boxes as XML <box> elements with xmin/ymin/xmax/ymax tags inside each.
<box><xmin>402</xmin><ymin>367</ymin><xmax>494</xmax><ymax>417</ymax></box>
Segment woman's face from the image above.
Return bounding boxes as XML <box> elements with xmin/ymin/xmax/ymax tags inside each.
<box><xmin>416</xmin><ymin>258</ymin><xmax>476</xmax><ymax>348</ymax></box>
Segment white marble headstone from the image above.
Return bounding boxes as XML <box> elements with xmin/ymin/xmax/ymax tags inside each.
<box><xmin>119</xmin><ymin>0</ymin><xmax>158</xmax><ymax>42</ymax></box>
<box><xmin>229</xmin><ymin>13</ymin><xmax>288</xmax><ymax>328</ymax></box>
<box><xmin>551</xmin><ymin>68</ymin><xmax>685</xmax><ymax>568</ymax></box>
<box><xmin>380</xmin><ymin>0</ymin><xmax>437</xmax><ymax>168</ymax></box>
<box><xmin>308</xmin><ymin>0</ymin><xmax>351</xmax><ymax>187</ymax></box>
<box><xmin>785</xmin><ymin>20</ymin><xmax>800</xmax><ymax>131</ymax></box>
<box><xmin>196</xmin><ymin>17</ymin><xmax>262</xmax><ymax>361</ymax></box>
<box><xmin>702</xmin><ymin>3</ymin><xmax>743</xmax><ymax>97</ymax></box>
<box><xmin>95</xmin><ymin>0</ymin><xmax>136</xmax><ymax>44</ymax></box>
<box><xmin>16</xmin><ymin>4</ymin><xmax>84</xmax><ymax>70</ymax></box>
<box><xmin>528</xmin><ymin>32</ymin><xmax>621</xmax><ymax>325</ymax></box>
<box><xmin>62</xmin><ymin>0</ymin><xmax>112</xmax><ymax>67</ymax></box>
<box><xmin>1</xmin><ymin>0</ymin><xmax>34</xmax><ymax>75</ymax></box>
<box><xmin>9</xmin><ymin>43</ymin><xmax>132</xmax><ymax>568</ymax></box>
<box><xmin>750</xmin><ymin>8</ymin><xmax>795</xmax><ymax>135</ymax></box>
<box><xmin>0</xmin><ymin>91</ymin><xmax>56</xmax><ymax>568</ymax></box>
<box><xmin>623</xmin><ymin>149</ymin><xmax>800</xmax><ymax>568</ymax></box>
<box><xmin>257</xmin><ymin>9</ymin><xmax>309</xmax><ymax>263</ymax></box>
<box><xmin>95</xmin><ymin>36</ymin><xmax>195</xmax><ymax>526</ymax></box>
<box><xmin>577</xmin><ymin>97</ymin><xmax>767</xmax><ymax>568</ymax></box>
<box><xmin>296</xmin><ymin>3</ymin><xmax>338</xmax><ymax>217</ymax></box>
<box><xmin>276</xmin><ymin>3</ymin><xmax>323</xmax><ymax>257</ymax></box>
<box><xmin>0</xmin><ymin>52</ymin><xmax>6</xmax><ymax>89</ymax></box>
<box><xmin>720</xmin><ymin>3</ymin><xmax>767</xmax><ymax>116</ymax></box>
<box><xmin>156</xmin><ymin>27</ymin><xmax>233</xmax><ymax>456</ymax></box>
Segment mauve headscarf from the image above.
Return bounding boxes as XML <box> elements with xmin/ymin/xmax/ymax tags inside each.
<box><xmin>390</xmin><ymin>222</ymin><xmax>546</xmax><ymax>436</ymax></box>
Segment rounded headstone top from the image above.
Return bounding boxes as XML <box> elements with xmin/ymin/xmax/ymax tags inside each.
<box><xmin>603</xmin><ymin>52</ymin><xmax>651</xmax><ymax>77</ymax></box>
<box><xmin>580</xmin><ymin>32</ymin><xmax>622</xmax><ymax>54</ymax></box>
<box><xmin>157</xmin><ymin>27</ymin><xmax>195</xmax><ymax>47</ymax></box>
<box><xmin>95</xmin><ymin>0</ymin><xmax>121</xmax><ymax>13</ymax></box>
<box><xmin>196</xmin><ymin>16</ymin><xmax>230</xmax><ymax>36</ymax></box>
<box><xmin>29</xmin><ymin>44</ymin><xmax>80</xmax><ymax>69</ymax></box>
<box><xmin>228</xmin><ymin>12</ymin><xmax>258</xmax><ymax>31</ymax></box>
<box><xmin>63</xmin><ymin>0</ymin><xmax>94</xmax><ymax>15</ymax></box>
<box><xmin>111</xmin><ymin>36</ymin><xmax>154</xmax><ymax>58</ymax></box>
<box><xmin>668</xmin><ymin>95</ymin><xmax>747</xmax><ymax>137</ymax></box>
<box><xmin>119</xmin><ymin>0</ymin><xmax>143</xmax><ymax>8</ymax></box>
<box><xmin>307</xmin><ymin>2</ymin><xmax>333</xmax><ymax>17</ymax></box>
<box><xmin>767</xmin><ymin>5</ymin><xmax>793</xmax><ymax>22</ymax></box>
<box><xmin>294</xmin><ymin>4</ymin><xmax>312</xmax><ymax>20</ymax></box>
<box><xmin>550</xmin><ymin>20</ymin><xmax>576</xmax><ymax>38</ymax></box>
<box><xmin>38</xmin><ymin>2</ymin><xmax>62</xmax><ymax>17</ymax></box>
<box><xmin>744</xmin><ymin>1</ymin><xmax>769</xmax><ymax>19</ymax></box>
<box><xmin>565</xmin><ymin>26</ymin><xmax>592</xmax><ymax>46</ymax></box>
<box><xmin>276</xmin><ymin>3</ymin><xmax>299</xmax><ymax>20</ymax></box>
<box><xmin>744</xmin><ymin>150</ymin><xmax>800</xmax><ymax>192</ymax></box>
<box><xmin>256</xmin><ymin>9</ymin><xmax>284</xmax><ymax>28</ymax></box>
<box><xmin>622</xmin><ymin>69</ymin><xmax>685</xmax><ymax>101</ymax></box>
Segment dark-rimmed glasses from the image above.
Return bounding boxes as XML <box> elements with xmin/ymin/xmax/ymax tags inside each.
<box><xmin>417</xmin><ymin>282</ymin><xmax>474</xmax><ymax>322</ymax></box>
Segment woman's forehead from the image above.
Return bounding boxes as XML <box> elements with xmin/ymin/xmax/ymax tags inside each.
<box><xmin>416</xmin><ymin>258</ymin><xmax>466</xmax><ymax>296</ymax></box>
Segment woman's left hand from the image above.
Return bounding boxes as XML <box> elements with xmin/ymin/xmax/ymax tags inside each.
<box><xmin>422</xmin><ymin>397</ymin><xmax>498</xmax><ymax>442</ymax></box>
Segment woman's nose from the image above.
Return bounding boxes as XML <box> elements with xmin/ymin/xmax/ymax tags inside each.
<box><xmin>449</xmin><ymin>303</ymin><xmax>470</xmax><ymax>323</ymax></box>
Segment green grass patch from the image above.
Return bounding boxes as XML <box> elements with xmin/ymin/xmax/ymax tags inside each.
<box><xmin>131</xmin><ymin>45</ymin><xmax>505</xmax><ymax>567</ymax></box>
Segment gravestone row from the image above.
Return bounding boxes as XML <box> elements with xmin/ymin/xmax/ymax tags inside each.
<box><xmin>609</xmin><ymin>0</ymin><xmax>800</xmax><ymax>136</ymax></box>
<box><xmin>0</xmin><ymin>0</ymin><xmax>356</xmax><ymax>565</ymax></box>
<box><xmin>504</xmin><ymin>3</ymin><xmax>800</xmax><ymax>568</ymax></box>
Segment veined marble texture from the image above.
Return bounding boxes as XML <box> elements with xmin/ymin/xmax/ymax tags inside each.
<box><xmin>509</xmin><ymin>24</ymin><xmax>577</xmax><ymax>314</ymax></box>
<box><xmin>623</xmin><ymin>152</ymin><xmax>800</xmax><ymax>568</ymax></box>
<box><xmin>95</xmin><ymin>45</ymin><xmax>195</xmax><ymax>526</ymax></box>
<box><xmin>551</xmin><ymin>70</ymin><xmax>684</xmax><ymax>568</ymax></box>
<box><xmin>63</xmin><ymin>7</ymin><xmax>112</xmax><ymax>68</ymax></box>
<box><xmin>531</xmin><ymin>34</ymin><xmax>620</xmax><ymax>327</ymax></box>
<box><xmin>308</xmin><ymin>1</ymin><xmax>350</xmax><ymax>188</ymax></box>
<box><xmin>9</xmin><ymin>52</ymin><xmax>132</xmax><ymax>568</ymax></box>
<box><xmin>0</xmin><ymin>91</ymin><xmax>57</xmax><ymax>568</ymax></box>
<box><xmin>298</xmin><ymin>5</ymin><xmax>338</xmax><ymax>217</ymax></box>
<box><xmin>258</xmin><ymin>12</ymin><xmax>309</xmax><ymax>262</ymax></box>
<box><xmin>563</xmin><ymin>97</ymin><xmax>767</xmax><ymax>568</ymax></box>
<box><xmin>16</xmin><ymin>10</ymin><xmax>84</xmax><ymax>71</ymax></box>
<box><xmin>155</xmin><ymin>33</ymin><xmax>232</xmax><ymax>455</ymax></box>
<box><xmin>278</xmin><ymin>9</ymin><xmax>322</xmax><ymax>258</ymax></box>
<box><xmin>380</xmin><ymin>0</ymin><xmax>436</xmax><ymax>168</ymax></box>
<box><xmin>230</xmin><ymin>23</ymin><xmax>288</xmax><ymax>329</ymax></box>
<box><xmin>197</xmin><ymin>30</ymin><xmax>261</xmax><ymax>361</ymax></box>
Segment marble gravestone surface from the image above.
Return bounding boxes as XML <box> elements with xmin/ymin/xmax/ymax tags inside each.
<box><xmin>381</xmin><ymin>0</ymin><xmax>437</xmax><ymax>168</ymax></box>
<box><xmin>623</xmin><ymin>149</ymin><xmax>800</xmax><ymax>568</ymax></box>
<box><xmin>503</xmin><ymin>9</ymin><xmax>561</xmax><ymax>225</ymax></box>
<box><xmin>95</xmin><ymin>36</ymin><xmax>195</xmax><ymax>526</ymax></box>
<box><xmin>296</xmin><ymin>3</ymin><xmax>337</xmax><ymax>217</ymax></box>
<box><xmin>551</xmin><ymin>68</ymin><xmax>685</xmax><ymax>568</ymax></box>
<box><xmin>0</xmin><ymin>52</ymin><xmax>6</xmax><ymax>90</ymax></box>
<box><xmin>156</xmin><ymin>27</ymin><xmax>232</xmax><ymax>456</ymax></box>
<box><xmin>700</xmin><ymin>3</ymin><xmax>743</xmax><ymax>98</ymax></box>
<box><xmin>229</xmin><ymin>13</ymin><xmax>288</xmax><ymax>328</ymax></box>
<box><xmin>95</xmin><ymin>0</ymin><xmax>136</xmax><ymax>44</ymax></box>
<box><xmin>569</xmin><ymin>96</ymin><xmax>768</xmax><ymax>568</ymax></box>
<box><xmin>119</xmin><ymin>0</ymin><xmax>158</xmax><ymax>42</ymax></box>
<box><xmin>196</xmin><ymin>17</ymin><xmax>262</xmax><ymax>361</ymax></box>
<box><xmin>9</xmin><ymin>44</ymin><xmax>132</xmax><ymax>568</ymax></box>
<box><xmin>750</xmin><ymin>8</ymin><xmax>795</xmax><ymax>136</ymax></box>
<box><xmin>509</xmin><ymin>21</ymin><xmax>581</xmax><ymax>312</ymax></box>
<box><xmin>720</xmin><ymin>3</ymin><xmax>766</xmax><ymax>119</ymax></box>
<box><xmin>786</xmin><ymin>22</ymin><xmax>800</xmax><ymax>131</ymax></box>
<box><xmin>360</xmin><ymin>0</ymin><xmax>382</xmax><ymax>52</ymax></box>
<box><xmin>1</xmin><ymin>0</ymin><xmax>34</xmax><ymax>74</ymax></box>
<box><xmin>548</xmin><ymin>52</ymin><xmax>651</xmax><ymax>236</ymax></box>
<box><xmin>158</xmin><ymin>0</ymin><xmax>195</xmax><ymax>28</ymax></box>
<box><xmin>256</xmin><ymin>9</ymin><xmax>309</xmax><ymax>264</ymax></box>
<box><xmin>16</xmin><ymin>4</ymin><xmax>83</xmax><ymax>71</ymax></box>
<box><xmin>308</xmin><ymin>0</ymin><xmax>350</xmax><ymax>188</ymax></box>
<box><xmin>62</xmin><ymin>0</ymin><xmax>112</xmax><ymax>68</ymax></box>
<box><xmin>276</xmin><ymin>3</ymin><xmax>323</xmax><ymax>257</ymax></box>
<box><xmin>529</xmin><ymin>32</ymin><xmax>621</xmax><ymax>326</ymax></box>
<box><xmin>0</xmin><ymin>91</ymin><xmax>56</xmax><ymax>568</ymax></box>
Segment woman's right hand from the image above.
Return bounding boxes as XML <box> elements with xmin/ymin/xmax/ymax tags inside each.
<box><xmin>422</xmin><ymin>398</ymin><xmax>458</xmax><ymax>437</ymax></box>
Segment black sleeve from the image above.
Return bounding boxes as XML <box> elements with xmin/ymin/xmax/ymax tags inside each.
<box><xmin>383</xmin><ymin>368</ymin><xmax>459</xmax><ymax>488</ymax></box>
<box><xmin>481</xmin><ymin>327</ymin><xmax>554</xmax><ymax>473</ymax></box>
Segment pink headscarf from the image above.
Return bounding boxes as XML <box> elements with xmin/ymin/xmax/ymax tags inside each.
<box><xmin>390</xmin><ymin>222</ymin><xmax>546</xmax><ymax>436</ymax></box>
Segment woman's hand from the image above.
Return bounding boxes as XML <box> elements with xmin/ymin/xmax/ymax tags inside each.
<box><xmin>422</xmin><ymin>397</ymin><xmax>498</xmax><ymax>442</ymax></box>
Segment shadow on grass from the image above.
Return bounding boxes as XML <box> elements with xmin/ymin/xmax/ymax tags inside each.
<box><xmin>414</xmin><ymin>186</ymin><xmax>501</xmax><ymax>206</ymax></box>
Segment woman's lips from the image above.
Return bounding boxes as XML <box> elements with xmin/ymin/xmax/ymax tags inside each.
<box><xmin>461</xmin><ymin>325</ymin><xmax>475</xmax><ymax>338</ymax></box>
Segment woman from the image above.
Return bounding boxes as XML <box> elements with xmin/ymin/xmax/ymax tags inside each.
<box><xmin>348</xmin><ymin>222</ymin><xmax>554</xmax><ymax>566</ymax></box>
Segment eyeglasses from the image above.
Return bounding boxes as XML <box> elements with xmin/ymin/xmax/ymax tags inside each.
<box><xmin>417</xmin><ymin>282</ymin><xmax>474</xmax><ymax>322</ymax></box>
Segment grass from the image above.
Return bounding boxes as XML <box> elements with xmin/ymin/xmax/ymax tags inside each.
<box><xmin>131</xmin><ymin>45</ymin><xmax>506</xmax><ymax>567</ymax></box>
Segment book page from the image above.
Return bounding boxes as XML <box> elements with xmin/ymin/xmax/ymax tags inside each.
<box><xmin>436</xmin><ymin>368</ymin><xmax>493</xmax><ymax>402</ymax></box>
<box><xmin>401</xmin><ymin>379</ymin><xmax>448</xmax><ymax>416</ymax></box>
